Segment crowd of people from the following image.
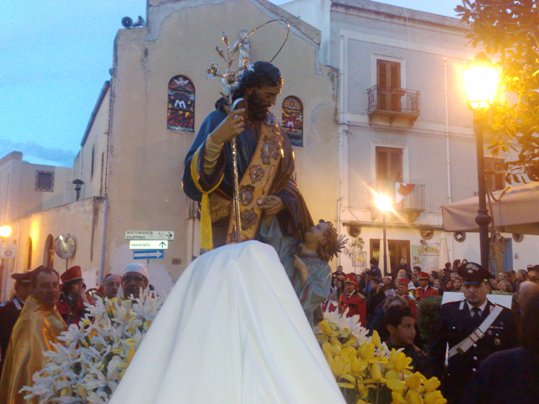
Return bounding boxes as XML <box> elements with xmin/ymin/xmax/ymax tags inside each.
<box><xmin>0</xmin><ymin>262</ymin><xmax>152</xmax><ymax>403</ymax></box>
<box><xmin>1</xmin><ymin>257</ymin><xmax>538</xmax><ymax>403</ymax></box>
<box><xmin>327</xmin><ymin>258</ymin><xmax>539</xmax><ymax>403</ymax></box>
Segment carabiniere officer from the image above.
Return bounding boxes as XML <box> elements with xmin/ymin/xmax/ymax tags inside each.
<box><xmin>428</xmin><ymin>262</ymin><xmax>517</xmax><ymax>404</ymax></box>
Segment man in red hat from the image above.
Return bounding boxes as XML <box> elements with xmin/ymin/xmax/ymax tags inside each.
<box><xmin>57</xmin><ymin>265</ymin><xmax>86</xmax><ymax>325</ymax></box>
<box><xmin>0</xmin><ymin>270</ymin><xmax>33</xmax><ymax>373</ymax></box>
<box><xmin>415</xmin><ymin>271</ymin><xmax>439</xmax><ymax>302</ymax></box>
<box><xmin>339</xmin><ymin>273</ymin><xmax>366</xmax><ymax>324</ymax></box>
<box><xmin>397</xmin><ymin>277</ymin><xmax>417</xmax><ymax>318</ymax></box>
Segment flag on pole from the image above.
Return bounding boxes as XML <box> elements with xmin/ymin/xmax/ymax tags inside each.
<box><xmin>395</xmin><ymin>182</ymin><xmax>416</xmax><ymax>206</ymax></box>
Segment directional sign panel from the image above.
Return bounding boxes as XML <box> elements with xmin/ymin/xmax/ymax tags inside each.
<box><xmin>129</xmin><ymin>240</ymin><xmax>168</xmax><ymax>250</ymax></box>
<box><xmin>133</xmin><ymin>249</ymin><xmax>164</xmax><ymax>260</ymax></box>
<box><xmin>125</xmin><ymin>230</ymin><xmax>175</xmax><ymax>240</ymax></box>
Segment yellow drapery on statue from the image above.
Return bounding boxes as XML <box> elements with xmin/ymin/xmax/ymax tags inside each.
<box><xmin>0</xmin><ymin>296</ymin><xmax>66</xmax><ymax>404</ymax></box>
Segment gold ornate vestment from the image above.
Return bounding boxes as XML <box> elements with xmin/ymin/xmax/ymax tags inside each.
<box><xmin>0</xmin><ymin>296</ymin><xmax>66</xmax><ymax>404</ymax></box>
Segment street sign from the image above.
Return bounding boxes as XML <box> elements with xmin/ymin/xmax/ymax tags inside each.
<box><xmin>132</xmin><ymin>249</ymin><xmax>164</xmax><ymax>260</ymax></box>
<box><xmin>125</xmin><ymin>230</ymin><xmax>175</xmax><ymax>240</ymax></box>
<box><xmin>129</xmin><ymin>240</ymin><xmax>168</xmax><ymax>250</ymax></box>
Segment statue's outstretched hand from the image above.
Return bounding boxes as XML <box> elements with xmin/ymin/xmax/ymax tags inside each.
<box><xmin>209</xmin><ymin>109</ymin><xmax>246</xmax><ymax>145</ymax></box>
<box><xmin>258</xmin><ymin>195</ymin><xmax>284</xmax><ymax>217</ymax></box>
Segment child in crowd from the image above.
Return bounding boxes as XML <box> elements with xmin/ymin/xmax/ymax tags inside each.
<box><xmin>384</xmin><ymin>305</ymin><xmax>428</xmax><ymax>374</ymax></box>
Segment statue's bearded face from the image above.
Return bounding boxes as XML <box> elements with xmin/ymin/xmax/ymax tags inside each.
<box><xmin>246</xmin><ymin>84</ymin><xmax>281</xmax><ymax>121</ymax></box>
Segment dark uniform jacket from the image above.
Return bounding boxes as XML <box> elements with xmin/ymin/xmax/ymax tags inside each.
<box><xmin>0</xmin><ymin>297</ymin><xmax>24</xmax><ymax>373</ymax></box>
<box><xmin>429</xmin><ymin>299</ymin><xmax>517</xmax><ymax>404</ymax></box>
<box><xmin>387</xmin><ymin>342</ymin><xmax>430</xmax><ymax>376</ymax></box>
<box><xmin>462</xmin><ymin>347</ymin><xmax>539</xmax><ymax>404</ymax></box>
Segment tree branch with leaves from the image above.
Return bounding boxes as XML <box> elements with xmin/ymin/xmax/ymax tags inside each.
<box><xmin>456</xmin><ymin>0</ymin><xmax>539</xmax><ymax>182</ymax></box>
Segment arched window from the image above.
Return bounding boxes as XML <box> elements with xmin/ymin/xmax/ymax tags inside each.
<box><xmin>281</xmin><ymin>96</ymin><xmax>304</xmax><ymax>147</ymax></box>
<box><xmin>167</xmin><ymin>75</ymin><xmax>195</xmax><ymax>132</ymax></box>
<box><xmin>44</xmin><ymin>234</ymin><xmax>54</xmax><ymax>268</ymax></box>
<box><xmin>25</xmin><ymin>237</ymin><xmax>32</xmax><ymax>270</ymax></box>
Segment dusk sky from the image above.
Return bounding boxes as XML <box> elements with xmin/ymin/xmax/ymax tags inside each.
<box><xmin>0</xmin><ymin>0</ymin><xmax>460</xmax><ymax>167</ymax></box>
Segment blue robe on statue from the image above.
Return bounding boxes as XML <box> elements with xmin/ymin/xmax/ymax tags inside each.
<box><xmin>182</xmin><ymin>107</ymin><xmax>313</xmax><ymax>244</ymax></box>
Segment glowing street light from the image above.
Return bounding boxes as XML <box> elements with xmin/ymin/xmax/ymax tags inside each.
<box><xmin>463</xmin><ymin>58</ymin><xmax>500</xmax><ymax>270</ymax></box>
<box><xmin>374</xmin><ymin>193</ymin><xmax>393</xmax><ymax>213</ymax></box>
<box><xmin>463</xmin><ymin>61</ymin><xmax>500</xmax><ymax>111</ymax></box>
<box><xmin>374</xmin><ymin>192</ymin><xmax>393</xmax><ymax>277</ymax></box>
<box><xmin>0</xmin><ymin>225</ymin><xmax>13</xmax><ymax>238</ymax></box>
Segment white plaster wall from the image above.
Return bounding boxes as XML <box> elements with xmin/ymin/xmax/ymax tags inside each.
<box><xmin>78</xmin><ymin>85</ymin><xmax>111</xmax><ymax>200</ymax></box>
<box><xmin>280</xmin><ymin>0</ymin><xmax>331</xmax><ymax>64</ymax></box>
<box><xmin>3</xmin><ymin>198</ymin><xmax>105</xmax><ymax>298</ymax></box>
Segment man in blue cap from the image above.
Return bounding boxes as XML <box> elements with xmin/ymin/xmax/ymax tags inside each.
<box><xmin>428</xmin><ymin>261</ymin><xmax>517</xmax><ymax>404</ymax></box>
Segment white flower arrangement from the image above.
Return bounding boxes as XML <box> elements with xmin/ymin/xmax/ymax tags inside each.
<box><xmin>22</xmin><ymin>291</ymin><xmax>162</xmax><ymax>403</ymax></box>
<box><xmin>316</xmin><ymin>309</ymin><xmax>391</xmax><ymax>358</ymax></box>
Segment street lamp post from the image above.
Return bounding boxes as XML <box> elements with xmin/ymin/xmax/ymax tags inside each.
<box><xmin>375</xmin><ymin>193</ymin><xmax>393</xmax><ymax>277</ymax></box>
<box><xmin>382</xmin><ymin>211</ymin><xmax>388</xmax><ymax>277</ymax></box>
<box><xmin>463</xmin><ymin>59</ymin><xmax>500</xmax><ymax>270</ymax></box>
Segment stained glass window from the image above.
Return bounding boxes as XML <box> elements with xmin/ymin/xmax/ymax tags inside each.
<box><xmin>167</xmin><ymin>75</ymin><xmax>195</xmax><ymax>132</ymax></box>
<box><xmin>281</xmin><ymin>96</ymin><xmax>303</xmax><ymax>147</ymax></box>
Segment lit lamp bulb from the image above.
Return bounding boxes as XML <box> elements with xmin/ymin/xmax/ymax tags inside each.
<box><xmin>0</xmin><ymin>225</ymin><xmax>13</xmax><ymax>238</ymax></box>
<box><xmin>375</xmin><ymin>193</ymin><xmax>393</xmax><ymax>213</ymax></box>
<box><xmin>463</xmin><ymin>61</ymin><xmax>500</xmax><ymax>110</ymax></box>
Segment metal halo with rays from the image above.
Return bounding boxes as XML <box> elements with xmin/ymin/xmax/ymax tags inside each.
<box><xmin>207</xmin><ymin>18</ymin><xmax>290</xmax><ymax>103</ymax></box>
<box><xmin>206</xmin><ymin>18</ymin><xmax>290</xmax><ymax>241</ymax></box>
<box><xmin>332</xmin><ymin>234</ymin><xmax>349</xmax><ymax>260</ymax></box>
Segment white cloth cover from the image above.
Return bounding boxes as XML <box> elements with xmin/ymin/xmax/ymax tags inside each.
<box><xmin>110</xmin><ymin>241</ymin><xmax>344</xmax><ymax>404</ymax></box>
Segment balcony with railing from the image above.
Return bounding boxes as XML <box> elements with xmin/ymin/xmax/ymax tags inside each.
<box><xmin>370</xmin><ymin>181</ymin><xmax>425</xmax><ymax>222</ymax></box>
<box><xmin>367</xmin><ymin>85</ymin><xmax>420</xmax><ymax>128</ymax></box>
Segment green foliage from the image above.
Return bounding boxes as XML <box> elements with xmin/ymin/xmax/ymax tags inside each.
<box><xmin>456</xmin><ymin>0</ymin><xmax>539</xmax><ymax>182</ymax></box>
<box><xmin>417</xmin><ymin>296</ymin><xmax>442</xmax><ymax>349</ymax></box>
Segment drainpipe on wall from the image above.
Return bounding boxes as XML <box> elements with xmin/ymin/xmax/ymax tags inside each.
<box><xmin>98</xmin><ymin>197</ymin><xmax>108</xmax><ymax>283</ymax></box>
<box><xmin>443</xmin><ymin>57</ymin><xmax>454</xmax><ymax>260</ymax></box>
<box><xmin>337</xmin><ymin>33</ymin><xmax>350</xmax><ymax>268</ymax></box>
<box><xmin>98</xmin><ymin>75</ymin><xmax>115</xmax><ymax>282</ymax></box>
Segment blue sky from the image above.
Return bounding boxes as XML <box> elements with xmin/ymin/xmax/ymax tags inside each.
<box><xmin>0</xmin><ymin>0</ymin><xmax>459</xmax><ymax>167</ymax></box>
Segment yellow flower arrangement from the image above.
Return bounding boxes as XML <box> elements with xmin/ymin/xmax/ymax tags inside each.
<box><xmin>317</xmin><ymin>310</ymin><xmax>446</xmax><ymax>404</ymax></box>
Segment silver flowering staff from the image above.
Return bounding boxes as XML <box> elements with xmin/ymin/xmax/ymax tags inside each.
<box><xmin>207</xmin><ymin>19</ymin><xmax>290</xmax><ymax>242</ymax></box>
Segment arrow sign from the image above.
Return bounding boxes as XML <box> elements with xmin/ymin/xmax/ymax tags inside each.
<box><xmin>129</xmin><ymin>240</ymin><xmax>168</xmax><ymax>250</ymax></box>
<box><xmin>133</xmin><ymin>249</ymin><xmax>164</xmax><ymax>260</ymax></box>
<box><xmin>125</xmin><ymin>230</ymin><xmax>175</xmax><ymax>240</ymax></box>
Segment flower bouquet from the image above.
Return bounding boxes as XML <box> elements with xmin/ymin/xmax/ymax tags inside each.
<box><xmin>22</xmin><ymin>291</ymin><xmax>162</xmax><ymax>403</ymax></box>
<box><xmin>316</xmin><ymin>310</ymin><xmax>446</xmax><ymax>404</ymax></box>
